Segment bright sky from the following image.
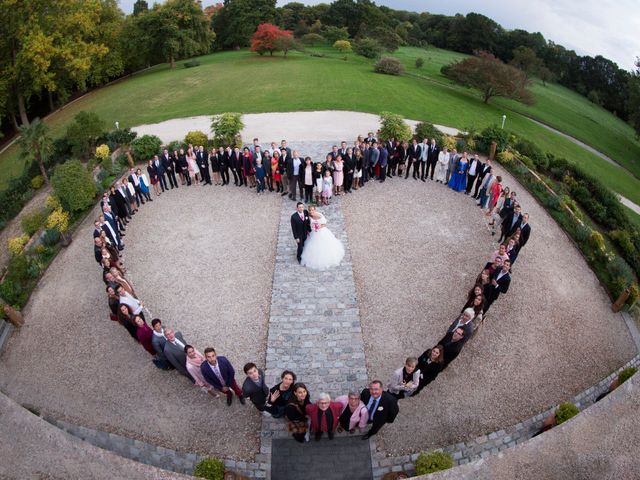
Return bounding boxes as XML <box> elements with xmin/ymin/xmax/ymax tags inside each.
<box><xmin>118</xmin><ymin>0</ymin><xmax>640</xmax><ymax>70</ymax></box>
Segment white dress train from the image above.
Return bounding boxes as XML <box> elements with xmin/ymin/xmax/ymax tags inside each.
<box><xmin>300</xmin><ymin>213</ymin><xmax>345</xmax><ymax>270</ymax></box>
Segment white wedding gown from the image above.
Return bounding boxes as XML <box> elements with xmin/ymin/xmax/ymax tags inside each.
<box><xmin>300</xmin><ymin>213</ymin><xmax>345</xmax><ymax>270</ymax></box>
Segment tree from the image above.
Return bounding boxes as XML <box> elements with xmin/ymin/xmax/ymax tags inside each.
<box><xmin>538</xmin><ymin>66</ymin><xmax>556</xmax><ymax>86</ymax></box>
<box><xmin>210</xmin><ymin>113</ymin><xmax>244</xmax><ymax>147</ymax></box>
<box><xmin>18</xmin><ymin>118</ymin><xmax>53</xmax><ymax>185</ymax></box>
<box><xmin>302</xmin><ymin>33</ymin><xmax>324</xmax><ymax>46</ymax></box>
<box><xmin>442</xmin><ymin>51</ymin><xmax>534</xmax><ymax>105</ymax></box>
<box><xmin>627</xmin><ymin>57</ymin><xmax>640</xmax><ymax>137</ymax></box>
<box><xmin>251</xmin><ymin>23</ymin><xmax>292</xmax><ymax>56</ymax></box>
<box><xmin>509</xmin><ymin>46</ymin><xmax>544</xmax><ymax>78</ymax></box>
<box><xmin>274</xmin><ymin>35</ymin><xmax>299</xmax><ymax>56</ymax></box>
<box><xmin>213</xmin><ymin>0</ymin><xmax>277</xmax><ymax>49</ymax></box>
<box><xmin>333</xmin><ymin>40</ymin><xmax>352</xmax><ymax>53</ymax></box>
<box><xmin>378</xmin><ymin>112</ymin><xmax>412</xmax><ymax>142</ymax></box>
<box><xmin>65</xmin><ymin>112</ymin><xmax>106</xmax><ymax>158</ymax></box>
<box><xmin>353</xmin><ymin>38</ymin><xmax>383</xmax><ymax>59</ymax></box>
<box><xmin>322</xmin><ymin>26</ymin><xmax>349</xmax><ymax>44</ymax></box>
<box><xmin>133</xmin><ymin>0</ymin><xmax>149</xmax><ymax>16</ymax></box>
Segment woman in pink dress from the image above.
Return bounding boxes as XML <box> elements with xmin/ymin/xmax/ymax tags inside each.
<box><xmin>184</xmin><ymin>345</ymin><xmax>220</xmax><ymax>398</ymax></box>
<box><xmin>333</xmin><ymin>156</ymin><xmax>344</xmax><ymax>195</ymax></box>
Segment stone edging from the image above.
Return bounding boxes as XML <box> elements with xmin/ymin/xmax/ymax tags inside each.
<box><xmin>369</xmin><ymin>353</ymin><xmax>640</xmax><ymax>479</ymax></box>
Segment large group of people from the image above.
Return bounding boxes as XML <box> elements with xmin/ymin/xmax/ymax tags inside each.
<box><xmin>92</xmin><ymin>130</ymin><xmax>532</xmax><ymax>444</ymax></box>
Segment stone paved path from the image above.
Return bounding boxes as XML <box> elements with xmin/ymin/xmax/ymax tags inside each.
<box><xmin>260</xmin><ymin>196</ymin><xmax>371</xmax><ymax>479</ymax></box>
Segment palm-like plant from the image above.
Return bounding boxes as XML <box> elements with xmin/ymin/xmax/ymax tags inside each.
<box><xmin>18</xmin><ymin>117</ymin><xmax>53</xmax><ymax>185</ymax></box>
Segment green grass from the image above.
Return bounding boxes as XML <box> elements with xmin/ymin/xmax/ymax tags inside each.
<box><xmin>2</xmin><ymin>45</ymin><xmax>640</xmax><ymax>206</ymax></box>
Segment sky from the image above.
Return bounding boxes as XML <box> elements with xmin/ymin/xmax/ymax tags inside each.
<box><xmin>118</xmin><ymin>0</ymin><xmax>640</xmax><ymax>70</ymax></box>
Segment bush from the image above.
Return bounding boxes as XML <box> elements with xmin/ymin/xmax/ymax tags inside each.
<box><xmin>184</xmin><ymin>59</ymin><xmax>200</xmax><ymax>68</ymax></box>
<box><xmin>210</xmin><ymin>113</ymin><xmax>244</xmax><ymax>148</ymax></box>
<box><xmin>607</xmin><ymin>256</ymin><xmax>634</xmax><ymax>282</ymax></box>
<box><xmin>414</xmin><ymin>122</ymin><xmax>443</xmax><ymax>146</ymax></box>
<box><xmin>130</xmin><ymin>135</ymin><xmax>162</xmax><ymax>162</ymax></box>
<box><xmin>589</xmin><ymin>230</ymin><xmax>606</xmax><ymax>251</ymax></box>
<box><xmin>95</xmin><ymin>144</ymin><xmax>110</xmax><ymax>164</ymax></box>
<box><xmin>514</xmin><ymin>137</ymin><xmax>547</xmax><ymax>169</ymax></box>
<box><xmin>21</xmin><ymin>210</ymin><xmax>46</xmax><ymax>236</ymax></box>
<box><xmin>333</xmin><ymin>40</ymin><xmax>352</xmax><ymax>53</ymax></box>
<box><xmin>555</xmin><ymin>402</ymin><xmax>579</xmax><ymax>425</ymax></box>
<box><xmin>51</xmin><ymin>160</ymin><xmax>97</xmax><ymax>213</ymax></box>
<box><xmin>374</xmin><ymin>57</ymin><xmax>404</xmax><ymax>76</ymax></box>
<box><xmin>30</xmin><ymin>175</ymin><xmax>45</xmax><ymax>190</ymax></box>
<box><xmin>101</xmin><ymin>128</ymin><xmax>137</xmax><ymax>152</ymax></box>
<box><xmin>610</xmin><ymin>229</ymin><xmax>636</xmax><ymax>257</ymax></box>
<box><xmin>378</xmin><ymin>112</ymin><xmax>412</xmax><ymax>142</ymax></box>
<box><xmin>184</xmin><ymin>131</ymin><xmax>209</xmax><ymax>148</ymax></box>
<box><xmin>353</xmin><ymin>38</ymin><xmax>383</xmax><ymax>59</ymax></box>
<box><xmin>44</xmin><ymin>195</ymin><xmax>62</xmax><ymax>212</ymax></box>
<box><xmin>414</xmin><ymin>451</ymin><xmax>454</xmax><ymax>475</ymax></box>
<box><xmin>301</xmin><ymin>33</ymin><xmax>324</xmax><ymax>46</ymax></box>
<box><xmin>193</xmin><ymin>458</ymin><xmax>225</xmax><ymax>480</ymax></box>
<box><xmin>41</xmin><ymin>228</ymin><xmax>61</xmax><ymax>247</ymax></box>
<box><xmin>415</xmin><ymin>57</ymin><xmax>424</xmax><ymax>69</ymax></box>
<box><xmin>442</xmin><ymin>134</ymin><xmax>457</xmax><ymax>151</ymax></box>
<box><xmin>496</xmin><ymin>150</ymin><xmax>516</xmax><ymax>166</ymax></box>
<box><xmin>65</xmin><ymin>111</ymin><xmax>106</xmax><ymax>158</ymax></box>
<box><xmin>322</xmin><ymin>26</ymin><xmax>348</xmax><ymax>44</ymax></box>
<box><xmin>46</xmin><ymin>208</ymin><xmax>70</xmax><ymax>233</ymax></box>
<box><xmin>8</xmin><ymin>235</ymin><xmax>30</xmax><ymax>256</ymax></box>
<box><xmin>479</xmin><ymin>125</ymin><xmax>511</xmax><ymax>152</ymax></box>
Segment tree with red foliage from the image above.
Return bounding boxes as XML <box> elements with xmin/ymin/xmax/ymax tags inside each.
<box><xmin>251</xmin><ymin>23</ymin><xmax>292</xmax><ymax>56</ymax></box>
<box><xmin>442</xmin><ymin>50</ymin><xmax>535</xmax><ymax>105</ymax></box>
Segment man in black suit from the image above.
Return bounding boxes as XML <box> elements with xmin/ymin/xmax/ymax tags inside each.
<box><xmin>153</xmin><ymin>155</ymin><xmax>168</xmax><ymax>192</ymax></box>
<box><xmin>465</xmin><ymin>154</ymin><xmax>481</xmax><ymax>195</ymax></box>
<box><xmin>241</xmin><ymin>363</ymin><xmax>270</xmax><ymax>413</ymax></box>
<box><xmin>426</xmin><ymin>139</ymin><xmax>440</xmax><ymax>180</ymax></box>
<box><xmin>519</xmin><ymin>213</ymin><xmax>531</xmax><ymax>248</ymax></box>
<box><xmin>485</xmin><ymin>259</ymin><xmax>511</xmax><ymax>312</ymax></box>
<box><xmin>217</xmin><ymin>147</ymin><xmax>229</xmax><ymax>185</ymax></box>
<box><xmin>196</xmin><ymin>146</ymin><xmax>212</xmax><ymax>185</ymax></box>
<box><xmin>280</xmin><ymin>140</ymin><xmax>292</xmax><ymax>159</ymax></box>
<box><xmin>291</xmin><ymin>202</ymin><xmax>311</xmax><ymax>263</ymax></box>
<box><xmin>406</xmin><ymin>139</ymin><xmax>421</xmax><ymax>179</ymax></box>
<box><xmin>99</xmin><ymin>214</ymin><xmax>123</xmax><ymax>250</ymax></box>
<box><xmin>360</xmin><ymin>380</ymin><xmax>399</xmax><ymax>440</ymax></box>
<box><xmin>500</xmin><ymin>205</ymin><xmax>523</xmax><ymax>243</ymax></box>
<box><xmin>438</xmin><ymin>327</ymin><xmax>468</xmax><ymax>365</ymax></box>
<box><xmin>161</xmin><ymin>149</ymin><xmax>177</xmax><ymax>189</ymax></box>
<box><xmin>473</xmin><ymin>158</ymin><xmax>491</xmax><ymax>198</ymax></box>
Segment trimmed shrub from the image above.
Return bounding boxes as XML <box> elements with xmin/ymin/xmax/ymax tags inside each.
<box><xmin>30</xmin><ymin>175</ymin><xmax>45</xmax><ymax>190</ymax></box>
<box><xmin>184</xmin><ymin>59</ymin><xmax>200</xmax><ymax>68</ymax></box>
<box><xmin>21</xmin><ymin>210</ymin><xmax>46</xmax><ymax>236</ymax></box>
<box><xmin>210</xmin><ymin>113</ymin><xmax>244</xmax><ymax>148</ymax></box>
<box><xmin>479</xmin><ymin>125</ymin><xmax>511</xmax><ymax>152</ymax></box>
<box><xmin>333</xmin><ymin>40</ymin><xmax>352</xmax><ymax>53</ymax></box>
<box><xmin>193</xmin><ymin>458</ymin><xmax>225</xmax><ymax>480</ymax></box>
<box><xmin>555</xmin><ymin>402</ymin><xmax>579</xmax><ymax>425</ymax></box>
<box><xmin>353</xmin><ymin>37</ymin><xmax>383</xmax><ymax>59</ymax></box>
<box><xmin>8</xmin><ymin>235</ymin><xmax>30</xmax><ymax>256</ymax></box>
<box><xmin>41</xmin><ymin>228</ymin><xmax>61</xmax><ymax>247</ymax></box>
<box><xmin>95</xmin><ymin>144</ymin><xmax>110</xmax><ymax>164</ymax></box>
<box><xmin>51</xmin><ymin>160</ymin><xmax>97</xmax><ymax>213</ymax></box>
<box><xmin>374</xmin><ymin>57</ymin><xmax>404</xmax><ymax>75</ymax></box>
<box><xmin>185</xmin><ymin>131</ymin><xmax>209</xmax><ymax>148</ymax></box>
<box><xmin>46</xmin><ymin>208</ymin><xmax>70</xmax><ymax>234</ymax></box>
<box><xmin>415</xmin><ymin>451</ymin><xmax>454</xmax><ymax>475</ymax></box>
<box><xmin>44</xmin><ymin>195</ymin><xmax>62</xmax><ymax>212</ymax></box>
<box><xmin>496</xmin><ymin>150</ymin><xmax>516</xmax><ymax>166</ymax></box>
<box><xmin>130</xmin><ymin>135</ymin><xmax>162</xmax><ymax>162</ymax></box>
<box><xmin>415</xmin><ymin>57</ymin><xmax>424</xmax><ymax>69</ymax></box>
<box><xmin>618</xmin><ymin>367</ymin><xmax>637</xmax><ymax>384</ymax></box>
<box><xmin>378</xmin><ymin>112</ymin><xmax>412</xmax><ymax>142</ymax></box>
<box><xmin>414</xmin><ymin>122</ymin><xmax>443</xmax><ymax>146</ymax></box>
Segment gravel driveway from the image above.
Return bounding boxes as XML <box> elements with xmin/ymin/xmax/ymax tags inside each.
<box><xmin>0</xmin><ymin>183</ymin><xmax>281</xmax><ymax>459</ymax></box>
<box><xmin>341</xmin><ymin>166</ymin><xmax>636</xmax><ymax>455</ymax></box>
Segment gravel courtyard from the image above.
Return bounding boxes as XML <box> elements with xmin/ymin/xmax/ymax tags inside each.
<box><xmin>0</xmin><ymin>184</ymin><xmax>281</xmax><ymax>459</ymax></box>
<box><xmin>342</xmin><ymin>165</ymin><xmax>636</xmax><ymax>455</ymax></box>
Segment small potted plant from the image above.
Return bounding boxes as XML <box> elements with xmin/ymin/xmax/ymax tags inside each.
<box><xmin>542</xmin><ymin>402</ymin><xmax>580</xmax><ymax>431</ymax></box>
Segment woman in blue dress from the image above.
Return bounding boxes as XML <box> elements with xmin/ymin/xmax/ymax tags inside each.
<box><xmin>448</xmin><ymin>153</ymin><xmax>469</xmax><ymax>192</ymax></box>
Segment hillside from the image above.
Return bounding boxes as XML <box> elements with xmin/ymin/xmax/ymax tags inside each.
<box><xmin>2</xmin><ymin>45</ymin><xmax>640</xmax><ymax>205</ymax></box>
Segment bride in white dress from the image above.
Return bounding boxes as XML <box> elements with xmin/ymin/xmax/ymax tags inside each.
<box><xmin>301</xmin><ymin>206</ymin><xmax>345</xmax><ymax>270</ymax></box>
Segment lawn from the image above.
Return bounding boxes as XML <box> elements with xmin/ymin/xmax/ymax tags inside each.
<box><xmin>2</xmin><ymin>45</ymin><xmax>640</xmax><ymax>206</ymax></box>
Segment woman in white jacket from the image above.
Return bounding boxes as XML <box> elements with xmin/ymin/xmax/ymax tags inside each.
<box><xmin>387</xmin><ymin>357</ymin><xmax>421</xmax><ymax>399</ymax></box>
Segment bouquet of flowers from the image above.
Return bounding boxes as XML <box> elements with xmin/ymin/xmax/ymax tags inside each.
<box><xmin>313</xmin><ymin>222</ymin><xmax>320</xmax><ymax>232</ymax></box>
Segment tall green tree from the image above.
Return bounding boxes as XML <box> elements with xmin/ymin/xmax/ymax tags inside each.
<box><xmin>18</xmin><ymin>118</ymin><xmax>53</xmax><ymax>185</ymax></box>
<box><xmin>0</xmin><ymin>0</ymin><xmax>111</xmax><ymax>127</ymax></box>
<box><xmin>133</xmin><ymin>0</ymin><xmax>148</xmax><ymax>16</ymax></box>
<box><xmin>213</xmin><ymin>0</ymin><xmax>277</xmax><ymax>49</ymax></box>
<box><xmin>628</xmin><ymin>58</ymin><xmax>640</xmax><ymax>138</ymax></box>
<box><xmin>509</xmin><ymin>46</ymin><xmax>545</xmax><ymax>78</ymax></box>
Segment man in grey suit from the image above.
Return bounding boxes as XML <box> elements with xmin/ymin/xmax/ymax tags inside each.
<box><xmin>151</xmin><ymin>319</ymin><xmax>172</xmax><ymax>370</ymax></box>
<box><xmin>369</xmin><ymin>142</ymin><xmax>380</xmax><ymax>180</ymax></box>
<box><xmin>447</xmin><ymin>149</ymin><xmax>460</xmax><ymax>184</ymax></box>
<box><xmin>163</xmin><ymin>328</ymin><xmax>193</xmax><ymax>381</ymax></box>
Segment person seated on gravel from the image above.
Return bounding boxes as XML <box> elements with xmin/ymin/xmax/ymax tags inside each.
<box><xmin>306</xmin><ymin>392</ymin><xmax>342</xmax><ymax>441</ymax></box>
<box><xmin>241</xmin><ymin>362</ymin><xmax>270</xmax><ymax>413</ymax></box>
<box><xmin>335</xmin><ymin>391</ymin><xmax>368</xmax><ymax>434</ymax></box>
<box><xmin>387</xmin><ymin>357</ymin><xmax>420</xmax><ymax>399</ymax></box>
<box><xmin>413</xmin><ymin>345</ymin><xmax>445</xmax><ymax>396</ymax></box>
<box><xmin>438</xmin><ymin>327</ymin><xmax>468</xmax><ymax>366</ymax></box>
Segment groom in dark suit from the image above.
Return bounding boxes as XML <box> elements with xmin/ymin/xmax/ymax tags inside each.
<box><xmin>360</xmin><ymin>380</ymin><xmax>399</xmax><ymax>440</ymax></box>
<box><xmin>291</xmin><ymin>202</ymin><xmax>311</xmax><ymax>263</ymax></box>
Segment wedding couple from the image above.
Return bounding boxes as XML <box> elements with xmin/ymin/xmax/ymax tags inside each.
<box><xmin>291</xmin><ymin>202</ymin><xmax>345</xmax><ymax>270</ymax></box>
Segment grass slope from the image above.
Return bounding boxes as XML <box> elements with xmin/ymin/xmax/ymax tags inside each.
<box><xmin>2</xmin><ymin>45</ymin><xmax>640</xmax><ymax>205</ymax></box>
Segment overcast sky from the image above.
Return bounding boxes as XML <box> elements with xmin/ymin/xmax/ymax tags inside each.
<box><xmin>119</xmin><ymin>0</ymin><xmax>640</xmax><ymax>70</ymax></box>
